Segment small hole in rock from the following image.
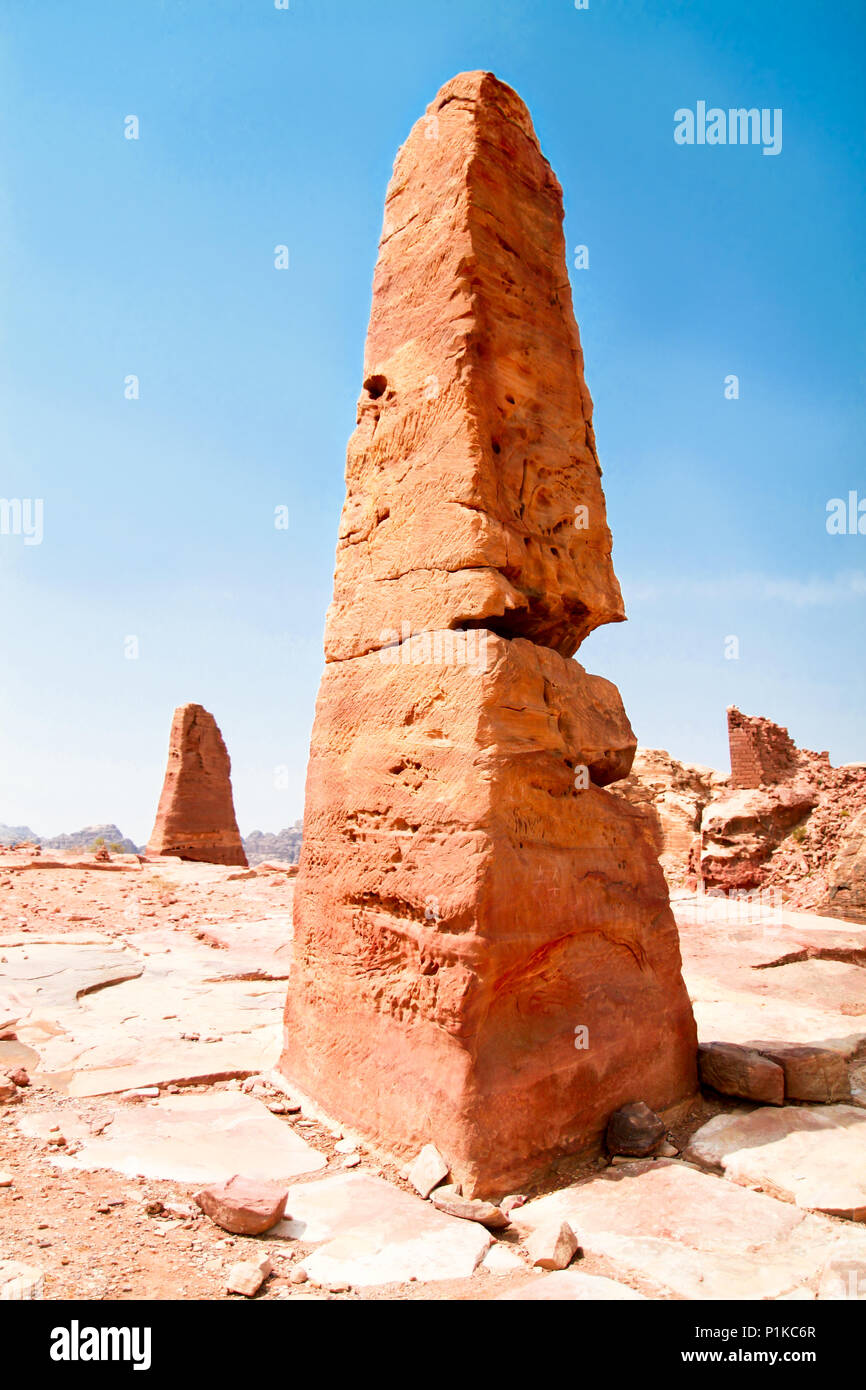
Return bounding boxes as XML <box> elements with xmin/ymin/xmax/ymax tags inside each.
<box><xmin>492</xmin><ymin>439</ymin><xmax>501</xmax><ymax>455</ymax></box>
<box><xmin>364</xmin><ymin>375</ymin><xmax>388</xmax><ymax>400</ymax></box>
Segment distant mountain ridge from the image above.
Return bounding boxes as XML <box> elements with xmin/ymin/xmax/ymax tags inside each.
<box><xmin>0</xmin><ymin>820</ymin><xmax>304</xmax><ymax>865</ymax></box>
<box><xmin>243</xmin><ymin>823</ymin><xmax>303</xmax><ymax>866</ymax></box>
<box><xmin>0</xmin><ymin>823</ymin><xmax>40</xmax><ymax>846</ymax></box>
<box><xmin>0</xmin><ymin>823</ymin><xmax>141</xmax><ymax>854</ymax></box>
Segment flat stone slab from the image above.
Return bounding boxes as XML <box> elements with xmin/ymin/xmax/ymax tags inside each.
<box><xmin>676</xmin><ymin>901</ymin><xmax>866</xmax><ymax>1061</ymax></box>
<box><xmin>0</xmin><ymin>939</ymin><xmax>143</xmax><ymax>1028</ymax></box>
<box><xmin>20</xmin><ymin>1092</ymin><xmax>326</xmax><ymax>1185</ymax></box>
<box><xmin>497</xmin><ymin>1270</ymin><xmax>646</xmax><ymax>1300</ymax></box>
<box><xmin>191</xmin><ymin>917</ymin><xmax>293</xmax><ymax>980</ymax></box>
<box><xmin>55</xmin><ymin>1038</ymin><xmax>279</xmax><ymax>1098</ymax></box>
<box><xmin>673</xmin><ymin>897</ymin><xmax>866</xmax><ymax>948</ymax></box>
<box><xmin>685</xmin><ymin>1106</ymin><xmax>866</xmax><ymax>1220</ymax></box>
<box><xmin>12</xmin><ymin>935</ymin><xmax>282</xmax><ymax>1095</ymax></box>
<box><xmin>272</xmin><ymin>1171</ymin><xmax>491</xmax><ymax>1285</ymax></box>
<box><xmin>514</xmin><ymin>1160</ymin><xmax>866</xmax><ymax>1300</ymax></box>
<box><xmin>686</xmin><ymin>972</ymin><xmax>866</xmax><ymax>1060</ymax></box>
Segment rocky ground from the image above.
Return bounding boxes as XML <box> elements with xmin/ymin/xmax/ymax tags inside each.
<box><xmin>616</xmin><ymin>742</ymin><xmax>866</xmax><ymax>917</ymax></box>
<box><xmin>2</xmin><ymin>850</ymin><xmax>865</xmax><ymax>1302</ymax></box>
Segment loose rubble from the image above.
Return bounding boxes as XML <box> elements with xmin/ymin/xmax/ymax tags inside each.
<box><xmin>2</xmin><ymin>828</ymin><xmax>865</xmax><ymax>1300</ymax></box>
<box><xmin>226</xmin><ymin>1256</ymin><xmax>271</xmax><ymax>1298</ymax></box>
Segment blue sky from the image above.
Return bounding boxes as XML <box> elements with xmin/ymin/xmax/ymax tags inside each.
<box><xmin>1</xmin><ymin>0</ymin><xmax>863</xmax><ymax>844</ymax></box>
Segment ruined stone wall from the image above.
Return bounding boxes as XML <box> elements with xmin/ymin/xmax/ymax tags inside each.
<box><xmin>727</xmin><ymin>707</ymin><xmax>800</xmax><ymax>788</ymax></box>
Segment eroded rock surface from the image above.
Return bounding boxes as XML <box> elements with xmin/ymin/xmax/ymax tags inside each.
<box><xmin>281</xmin><ymin>73</ymin><xmax>697</xmax><ymax>1197</ymax></box>
<box><xmin>147</xmin><ymin>705</ymin><xmax>247</xmax><ymax>867</ymax></box>
<box><xmin>614</xmin><ymin>749</ymin><xmax>723</xmax><ymax>888</ymax></box>
<box><xmin>827</xmin><ymin>808</ymin><xmax>866</xmax><ymax>919</ymax></box>
<box><xmin>323</xmin><ymin>71</ymin><xmax>624</xmax><ymax>662</ymax></box>
<box><xmin>700</xmin><ymin>786</ymin><xmax>818</xmax><ymax>892</ymax></box>
<box><xmin>21</xmin><ymin>1092</ymin><xmax>325</xmax><ymax>1185</ymax></box>
<box><xmin>619</xmin><ymin>709</ymin><xmax>866</xmax><ymax>912</ymax></box>
<box><xmin>701</xmin><ymin>708</ymin><xmax>866</xmax><ymax>907</ymax></box>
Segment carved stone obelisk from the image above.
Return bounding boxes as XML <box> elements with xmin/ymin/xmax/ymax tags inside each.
<box><xmin>281</xmin><ymin>72</ymin><xmax>697</xmax><ymax>1196</ymax></box>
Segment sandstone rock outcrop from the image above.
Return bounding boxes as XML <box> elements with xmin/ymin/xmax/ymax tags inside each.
<box><xmin>44</xmin><ymin>824</ymin><xmax>140</xmax><ymax>854</ymax></box>
<box><xmin>614</xmin><ymin>749</ymin><xmax>724</xmax><ymax>887</ymax></box>
<box><xmin>323</xmin><ymin>73</ymin><xmax>624</xmax><ymax>664</ymax></box>
<box><xmin>826</xmin><ymin>807</ymin><xmax>866</xmax><ymax>919</ymax></box>
<box><xmin>0</xmin><ymin>824</ymin><xmax>40</xmax><ymax>846</ymax></box>
<box><xmin>618</xmin><ymin>709</ymin><xmax>865</xmax><ymax>909</ymax></box>
<box><xmin>147</xmin><ymin>705</ymin><xmax>247</xmax><ymax>867</ymax></box>
<box><xmin>698</xmin><ymin>708</ymin><xmax>866</xmax><ymax>906</ymax></box>
<box><xmin>280</xmin><ymin>71</ymin><xmax>697</xmax><ymax>1198</ymax></box>
<box><xmin>699</xmin><ymin>785</ymin><xmax>819</xmax><ymax>892</ymax></box>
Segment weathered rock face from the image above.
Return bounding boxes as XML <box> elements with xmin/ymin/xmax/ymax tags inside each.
<box><xmin>324</xmin><ymin>72</ymin><xmax>624</xmax><ymax>665</ymax></box>
<box><xmin>826</xmin><ymin>807</ymin><xmax>866</xmax><ymax>919</ymax></box>
<box><xmin>699</xmin><ymin>785</ymin><xmax>819</xmax><ymax>892</ymax></box>
<box><xmin>614</xmin><ymin>749</ymin><xmax>724</xmax><ymax>887</ymax></box>
<box><xmin>285</xmin><ymin>635</ymin><xmax>695</xmax><ymax>1192</ymax></box>
<box><xmin>281</xmin><ymin>71</ymin><xmax>697</xmax><ymax>1198</ymax></box>
<box><xmin>696</xmin><ymin>707</ymin><xmax>866</xmax><ymax>906</ymax></box>
<box><xmin>147</xmin><ymin>705</ymin><xmax>247</xmax><ymax>867</ymax></box>
<box><xmin>614</xmin><ymin>720</ymin><xmax>865</xmax><ymax>910</ymax></box>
